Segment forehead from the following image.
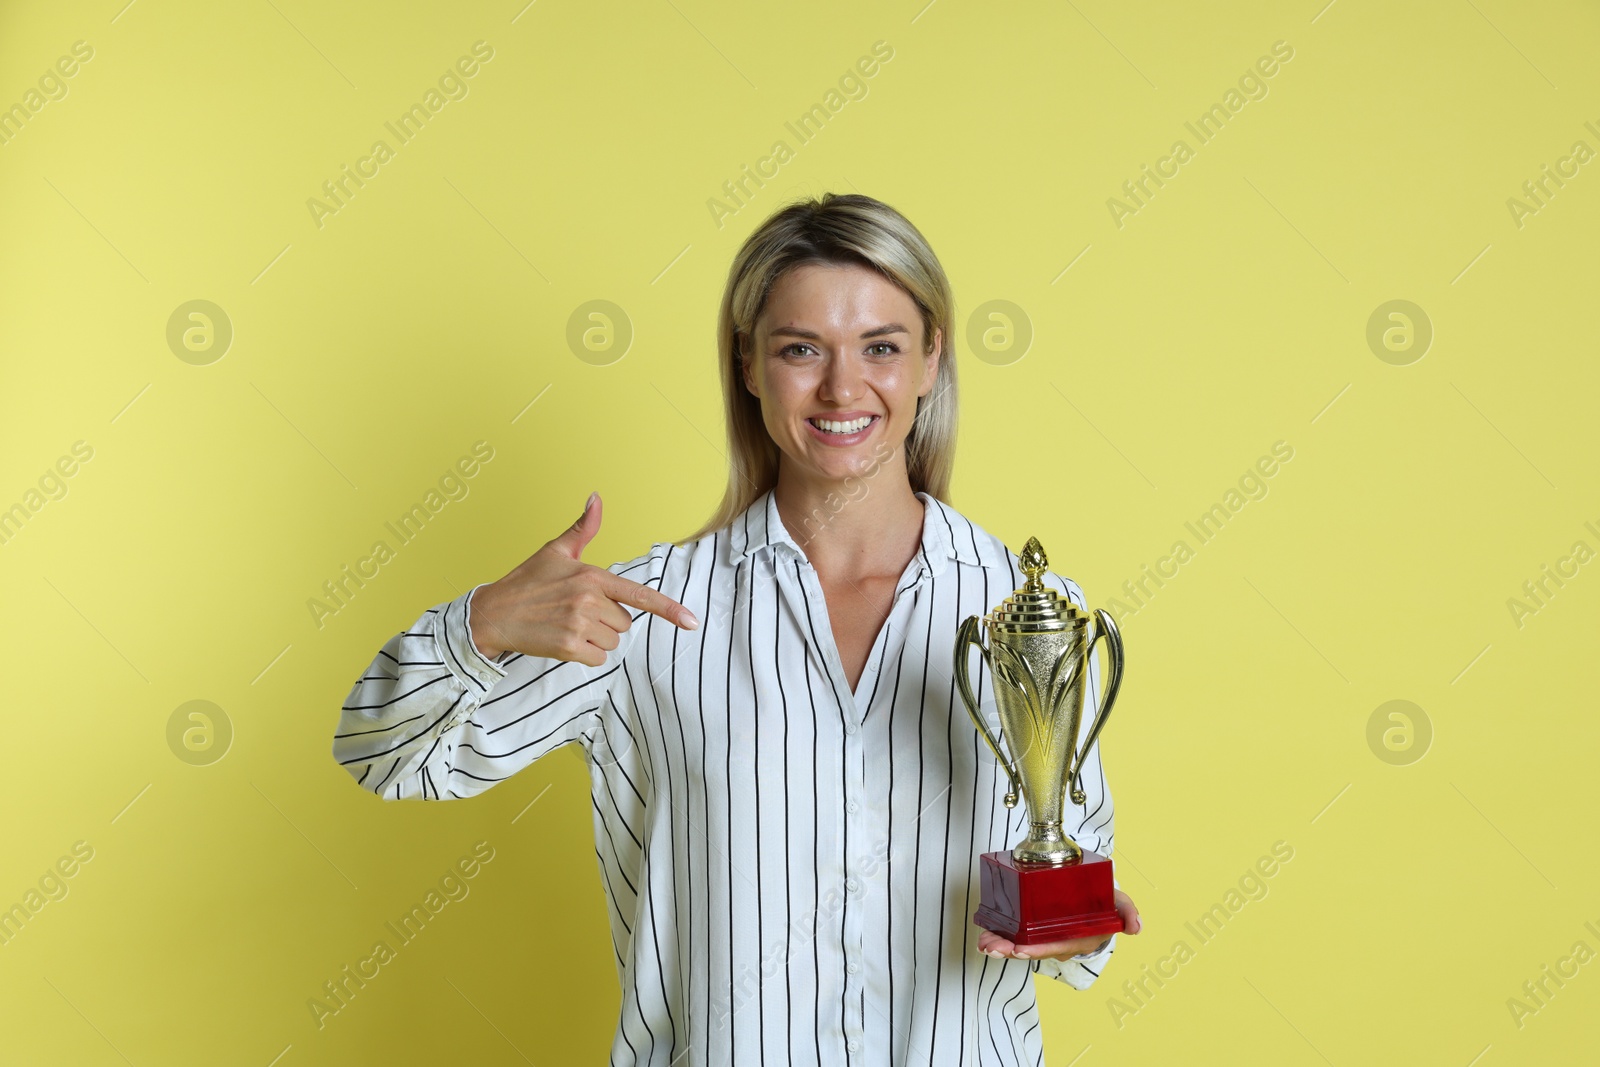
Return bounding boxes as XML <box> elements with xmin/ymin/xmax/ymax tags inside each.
<box><xmin>756</xmin><ymin>262</ymin><xmax>921</xmax><ymax>335</ymax></box>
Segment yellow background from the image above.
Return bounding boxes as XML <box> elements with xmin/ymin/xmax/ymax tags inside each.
<box><xmin>2</xmin><ymin>0</ymin><xmax>1596</xmax><ymax>1063</ymax></box>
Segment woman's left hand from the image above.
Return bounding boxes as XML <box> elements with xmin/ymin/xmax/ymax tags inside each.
<box><xmin>977</xmin><ymin>888</ymin><xmax>1141</xmax><ymax>962</ymax></box>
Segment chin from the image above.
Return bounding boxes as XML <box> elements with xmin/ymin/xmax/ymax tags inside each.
<box><xmin>812</xmin><ymin>450</ymin><xmax>887</xmax><ymax>481</ymax></box>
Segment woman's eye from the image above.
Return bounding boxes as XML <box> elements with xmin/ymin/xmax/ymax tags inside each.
<box><xmin>779</xmin><ymin>343</ymin><xmax>815</xmax><ymax>357</ymax></box>
<box><xmin>867</xmin><ymin>342</ymin><xmax>900</xmax><ymax>356</ymax></box>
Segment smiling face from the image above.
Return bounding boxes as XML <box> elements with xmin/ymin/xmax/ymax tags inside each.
<box><xmin>740</xmin><ymin>261</ymin><xmax>941</xmax><ymax>488</ymax></box>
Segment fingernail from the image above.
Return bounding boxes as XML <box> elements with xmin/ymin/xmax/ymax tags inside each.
<box><xmin>584</xmin><ymin>491</ymin><xmax>598</xmax><ymax>513</ymax></box>
<box><xmin>683</xmin><ymin>610</ymin><xmax>700</xmax><ymax>630</ymax></box>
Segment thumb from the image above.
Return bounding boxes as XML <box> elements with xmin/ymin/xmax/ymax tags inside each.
<box><xmin>549</xmin><ymin>491</ymin><xmax>602</xmax><ymax>559</ymax></box>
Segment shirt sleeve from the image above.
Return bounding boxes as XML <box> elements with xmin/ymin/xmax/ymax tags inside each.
<box><xmin>331</xmin><ymin>546</ymin><xmax>665</xmax><ymax>801</ymax></box>
<box><xmin>1031</xmin><ymin>569</ymin><xmax>1120</xmax><ymax>990</ymax></box>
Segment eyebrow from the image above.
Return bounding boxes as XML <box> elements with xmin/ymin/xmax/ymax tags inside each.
<box><xmin>768</xmin><ymin>323</ymin><xmax>910</xmax><ymax>341</ymax></box>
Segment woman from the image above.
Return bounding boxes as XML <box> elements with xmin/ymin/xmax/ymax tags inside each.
<box><xmin>332</xmin><ymin>192</ymin><xmax>1140</xmax><ymax>1065</ymax></box>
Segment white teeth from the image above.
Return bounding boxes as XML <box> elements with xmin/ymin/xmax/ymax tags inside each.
<box><xmin>811</xmin><ymin>416</ymin><xmax>874</xmax><ymax>434</ymax></box>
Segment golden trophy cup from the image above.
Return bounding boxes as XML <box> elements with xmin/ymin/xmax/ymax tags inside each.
<box><xmin>954</xmin><ymin>536</ymin><xmax>1126</xmax><ymax>945</ymax></box>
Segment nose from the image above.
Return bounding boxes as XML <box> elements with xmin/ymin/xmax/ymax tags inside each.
<box><xmin>820</xmin><ymin>348</ymin><xmax>863</xmax><ymax>403</ymax></box>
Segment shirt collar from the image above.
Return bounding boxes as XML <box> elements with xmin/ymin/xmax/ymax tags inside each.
<box><xmin>724</xmin><ymin>486</ymin><xmax>986</xmax><ymax>577</ymax></box>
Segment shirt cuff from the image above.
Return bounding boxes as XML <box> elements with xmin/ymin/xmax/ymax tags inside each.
<box><xmin>1030</xmin><ymin>933</ymin><xmax>1115</xmax><ymax>990</ymax></box>
<box><xmin>435</xmin><ymin>583</ymin><xmax>510</xmax><ymax>695</ymax></box>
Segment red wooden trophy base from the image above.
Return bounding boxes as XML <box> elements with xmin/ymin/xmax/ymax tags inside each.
<box><xmin>974</xmin><ymin>848</ymin><xmax>1124</xmax><ymax>947</ymax></box>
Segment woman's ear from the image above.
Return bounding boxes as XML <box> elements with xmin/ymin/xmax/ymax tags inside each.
<box><xmin>739</xmin><ymin>333</ymin><xmax>760</xmax><ymax>396</ymax></box>
<box><xmin>920</xmin><ymin>326</ymin><xmax>942</xmax><ymax>396</ymax></box>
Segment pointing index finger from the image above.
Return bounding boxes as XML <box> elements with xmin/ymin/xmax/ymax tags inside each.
<box><xmin>601</xmin><ymin>570</ymin><xmax>699</xmax><ymax>630</ymax></box>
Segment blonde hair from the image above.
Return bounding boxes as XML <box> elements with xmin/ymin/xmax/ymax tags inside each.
<box><xmin>676</xmin><ymin>192</ymin><xmax>960</xmax><ymax>546</ymax></box>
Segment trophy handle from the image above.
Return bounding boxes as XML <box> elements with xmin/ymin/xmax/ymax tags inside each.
<box><xmin>954</xmin><ymin>615</ymin><xmax>1024</xmax><ymax>809</ymax></box>
<box><xmin>1068</xmin><ymin>608</ymin><xmax>1125</xmax><ymax>805</ymax></box>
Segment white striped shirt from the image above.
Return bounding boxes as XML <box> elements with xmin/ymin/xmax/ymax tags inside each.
<box><xmin>333</xmin><ymin>486</ymin><xmax>1118</xmax><ymax>1066</ymax></box>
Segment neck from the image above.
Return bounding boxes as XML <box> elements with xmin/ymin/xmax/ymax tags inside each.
<box><xmin>772</xmin><ymin>460</ymin><xmax>925</xmax><ymax>582</ymax></box>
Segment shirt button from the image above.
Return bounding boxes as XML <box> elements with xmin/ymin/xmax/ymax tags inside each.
<box><xmin>846</xmin><ymin>801</ymin><xmax>859</xmax><ymax>814</ymax></box>
<box><xmin>847</xmin><ymin>1040</ymin><xmax>860</xmax><ymax>1053</ymax></box>
<box><xmin>845</xmin><ymin>878</ymin><xmax>859</xmax><ymax>893</ymax></box>
<box><xmin>845</xmin><ymin>722</ymin><xmax>858</xmax><ymax>735</ymax></box>
<box><xmin>847</xmin><ymin>961</ymin><xmax>859</xmax><ymax>974</ymax></box>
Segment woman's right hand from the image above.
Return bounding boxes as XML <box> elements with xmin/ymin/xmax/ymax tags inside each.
<box><xmin>468</xmin><ymin>491</ymin><xmax>698</xmax><ymax>666</ymax></box>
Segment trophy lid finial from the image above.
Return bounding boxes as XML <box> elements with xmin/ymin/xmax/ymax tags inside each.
<box><xmin>1019</xmin><ymin>536</ymin><xmax>1047</xmax><ymax>590</ymax></box>
<box><xmin>989</xmin><ymin>535</ymin><xmax>1083</xmax><ymax>633</ymax></box>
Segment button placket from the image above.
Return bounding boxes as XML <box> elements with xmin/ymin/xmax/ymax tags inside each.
<box><xmin>840</xmin><ymin>662</ymin><xmax>867</xmax><ymax>1059</ymax></box>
